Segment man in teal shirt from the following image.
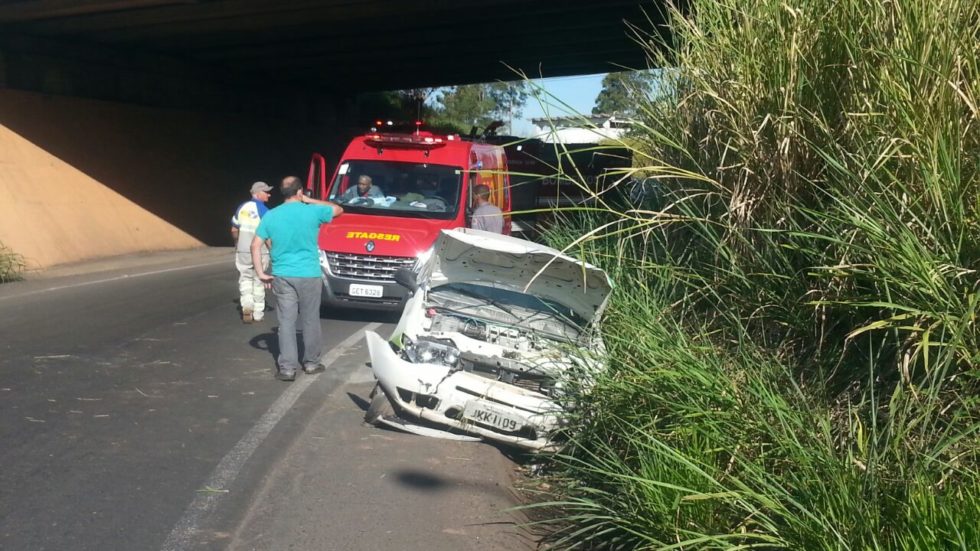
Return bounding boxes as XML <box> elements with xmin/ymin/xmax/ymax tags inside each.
<box><xmin>252</xmin><ymin>176</ymin><xmax>344</xmax><ymax>381</ymax></box>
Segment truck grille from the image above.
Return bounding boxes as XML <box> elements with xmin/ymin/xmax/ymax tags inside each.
<box><xmin>325</xmin><ymin>252</ymin><xmax>414</xmax><ymax>282</ymax></box>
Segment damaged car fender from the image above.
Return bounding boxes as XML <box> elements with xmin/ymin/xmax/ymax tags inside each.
<box><xmin>363</xmin><ymin>228</ymin><xmax>612</xmax><ymax>452</ymax></box>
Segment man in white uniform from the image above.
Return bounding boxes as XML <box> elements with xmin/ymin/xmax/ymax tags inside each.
<box><xmin>231</xmin><ymin>181</ymin><xmax>272</xmax><ymax>322</ymax></box>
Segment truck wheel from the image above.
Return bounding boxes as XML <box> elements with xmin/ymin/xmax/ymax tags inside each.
<box><xmin>365</xmin><ymin>386</ymin><xmax>395</xmax><ymax>424</ymax></box>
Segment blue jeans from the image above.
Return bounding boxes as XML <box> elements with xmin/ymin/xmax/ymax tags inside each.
<box><xmin>272</xmin><ymin>277</ymin><xmax>323</xmax><ymax>373</ymax></box>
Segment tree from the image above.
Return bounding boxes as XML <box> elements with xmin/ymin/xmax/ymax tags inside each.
<box><xmin>355</xmin><ymin>81</ymin><xmax>530</xmax><ymax>135</ymax></box>
<box><xmin>592</xmin><ymin>71</ymin><xmax>655</xmax><ymax>117</ymax></box>
<box><xmin>355</xmin><ymin>88</ymin><xmax>438</xmax><ymax>127</ymax></box>
<box><xmin>431</xmin><ymin>81</ymin><xmax>530</xmax><ymax>135</ymax></box>
<box><xmin>486</xmin><ymin>81</ymin><xmax>530</xmax><ymax>134</ymax></box>
<box><xmin>431</xmin><ymin>85</ymin><xmax>496</xmax><ymax>133</ymax></box>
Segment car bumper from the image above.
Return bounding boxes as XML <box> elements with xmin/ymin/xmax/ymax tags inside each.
<box><xmin>320</xmin><ymin>271</ymin><xmax>409</xmax><ymax>311</ymax></box>
<box><xmin>364</xmin><ymin>331</ymin><xmax>562</xmax><ymax>451</ymax></box>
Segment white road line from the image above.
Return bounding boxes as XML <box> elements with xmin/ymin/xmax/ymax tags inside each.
<box><xmin>0</xmin><ymin>260</ymin><xmax>228</xmax><ymax>301</ymax></box>
<box><xmin>160</xmin><ymin>321</ymin><xmax>382</xmax><ymax>551</ymax></box>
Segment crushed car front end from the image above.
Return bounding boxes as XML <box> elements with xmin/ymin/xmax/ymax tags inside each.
<box><xmin>365</xmin><ymin>330</ymin><xmax>563</xmax><ymax>449</ymax></box>
<box><xmin>364</xmin><ymin>228</ymin><xmax>611</xmax><ymax>451</ymax></box>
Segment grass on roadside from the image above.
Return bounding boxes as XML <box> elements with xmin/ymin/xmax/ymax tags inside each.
<box><xmin>0</xmin><ymin>242</ymin><xmax>26</xmax><ymax>283</ymax></box>
<box><xmin>523</xmin><ymin>0</ymin><xmax>980</xmax><ymax>548</ymax></box>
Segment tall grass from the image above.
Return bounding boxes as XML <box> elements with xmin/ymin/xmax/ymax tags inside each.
<box><xmin>531</xmin><ymin>0</ymin><xmax>980</xmax><ymax>548</ymax></box>
<box><xmin>0</xmin><ymin>242</ymin><xmax>25</xmax><ymax>283</ymax></box>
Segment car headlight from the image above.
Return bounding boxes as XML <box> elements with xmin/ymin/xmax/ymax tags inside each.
<box><xmin>404</xmin><ymin>337</ymin><xmax>460</xmax><ymax>368</ymax></box>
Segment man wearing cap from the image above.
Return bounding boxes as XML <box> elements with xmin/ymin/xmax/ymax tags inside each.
<box><xmin>231</xmin><ymin>181</ymin><xmax>272</xmax><ymax>323</ymax></box>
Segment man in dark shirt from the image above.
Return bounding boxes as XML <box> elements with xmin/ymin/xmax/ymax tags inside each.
<box><xmin>339</xmin><ymin>175</ymin><xmax>384</xmax><ymax>203</ymax></box>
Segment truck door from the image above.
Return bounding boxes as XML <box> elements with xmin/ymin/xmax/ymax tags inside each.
<box><xmin>495</xmin><ymin>150</ymin><xmax>513</xmax><ymax>235</ymax></box>
<box><xmin>306</xmin><ymin>153</ymin><xmax>328</xmax><ymax>199</ymax></box>
<box><xmin>466</xmin><ymin>151</ymin><xmax>479</xmax><ymax>226</ymax></box>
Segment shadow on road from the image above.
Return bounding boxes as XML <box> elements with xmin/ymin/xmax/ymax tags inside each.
<box><xmin>393</xmin><ymin>470</ymin><xmax>449</xmax><ymax>492</ymax></box>
<box><xmin>250</xmin><ymin>329</ymin><xmax>338</xmax><ymax>372</ymax></box>
<box><xmin>347</xmin><ymin>391</ymin><xmax>371</xmax><ymax>412</ymax></box>
<box><xmin>249</xmin><ymin>330</ymin><xmax>278</xmax><ymax>353</ymax></box>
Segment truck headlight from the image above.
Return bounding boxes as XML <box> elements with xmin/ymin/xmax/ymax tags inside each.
<box><xmin>413</xmin><ymin>247</ymin><xmax>434</xmax><ymax>272</ymax></box>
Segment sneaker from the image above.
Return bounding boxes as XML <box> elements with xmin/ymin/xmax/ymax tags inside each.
<box><xmin>303</xmin><ymin>363</ymin><xmax>325</xmax><ymax>375</ymax></box>
<box><xmin>242</xmin><ymin>309</ymin><xmax>253</xmax><ymax>323</ymax></box>
<box><xmin>276</xmin><ymin>369</ymin><xmax>296</xmax><ymax>381</ymax></box>
<box><xmin>252</xmin><ymin>315</ymin><xmax>264</xmax><ymax>322</ymax></box>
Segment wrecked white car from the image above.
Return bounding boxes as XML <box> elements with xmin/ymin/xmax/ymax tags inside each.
<box><xmin>363</xmin><ymin>228</ymin><xmax>611</xmax><ymax>451</ymax></box>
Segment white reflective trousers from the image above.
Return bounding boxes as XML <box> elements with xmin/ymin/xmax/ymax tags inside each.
<box><xmin>236</xmin><ymin>251</ymin><xmax>270</xmax><ymax>318</ymax></box>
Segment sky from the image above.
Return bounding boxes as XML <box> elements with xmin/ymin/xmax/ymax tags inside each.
<box><xmin>424</xmin><ymin>72</ymin><xmax>607</xmax><ymax>138</ymax></box>
<box><xmin>511</xmin><ymin>72</ymin><xmax>607</xmax><ymax>137</ymax></box>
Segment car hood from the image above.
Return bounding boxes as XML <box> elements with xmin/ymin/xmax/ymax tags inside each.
<box><xmin>421</xmin><ymin>228</ymin><xmax>612</xmax><ymax>324</ymax></box>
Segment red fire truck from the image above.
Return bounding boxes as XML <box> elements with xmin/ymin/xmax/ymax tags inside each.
<box><xmin>306</xmin><ymin>127</ymin><xmax>512</xmax><ymax>311</ymax></box>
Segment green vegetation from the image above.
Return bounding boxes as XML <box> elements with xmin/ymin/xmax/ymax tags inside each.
<box><xmin>592</xmin><ymin>70</ymin><xmax>657</xmax><ymax>117</ymax></box>
<box><xmin>0</xmin><ymin>241</ymin><xmax>25</xmax><ymax>283</ymax></box>
<box><xmin>531</xmin><ymin>0</ymin><xmax>980</xmax><ymax>548</ymax></box>
<box><xmin>428</xmin><ymin>82</ymin><xmax>529</xmax><ymax>134</ymax></box>
<box><xmin>357</xmin><ymin>82</ymin><xmax>530</xmax><ymax>135</ymax></box>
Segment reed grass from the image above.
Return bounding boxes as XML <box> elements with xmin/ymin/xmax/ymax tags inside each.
<box><xmin>529</xmin><ymin>0</ymin><xmax>980</xmax><ymax>548</ymax></box>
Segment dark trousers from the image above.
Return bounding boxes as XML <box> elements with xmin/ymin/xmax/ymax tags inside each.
<box><xmin>272</xmin><ymin>277</ymin><xmax>323</xmax><ymax>372</ymax></box>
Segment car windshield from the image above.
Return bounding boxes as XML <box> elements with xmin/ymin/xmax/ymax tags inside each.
<box><xmin>430</xmin><ymin>282</ymin><xmax>588</xmax><ymax>334</ymax></box>
<box><xmin>328</xmin><ymin>161</ymin><xmax>463</xmax><ymax>220</ymax></box>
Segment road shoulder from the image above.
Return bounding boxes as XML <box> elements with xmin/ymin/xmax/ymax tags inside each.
<box><xmin>0</xmin><ymin>247</ymin><xmax>231</xmax><ymax>300</ymax></box>
<box><xmin>221</xmin><ymin>357</ymin><xmax>535</xmax><ymax>551</ymax></box>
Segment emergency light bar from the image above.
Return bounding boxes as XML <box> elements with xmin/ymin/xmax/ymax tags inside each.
<box><xmin>363</xmin><ymin>133</ymin><xmax>449</xmax><ymax>150</ymax></box>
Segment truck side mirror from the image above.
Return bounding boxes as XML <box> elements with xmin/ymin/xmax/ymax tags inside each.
<box><xmin>393</xmin><ymin>268</ymin><xmax>419</xmax><ymax>293</ymax></box>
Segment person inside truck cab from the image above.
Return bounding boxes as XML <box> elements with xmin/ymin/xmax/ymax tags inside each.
<box><xmin>401</xmin><ymin>175</ymin><xmax>446</xmax><ymax>208</ymax></box>
<box><xmin>339</xmin><ymin>175</ymin><xmax>384</xmax><ymax>204</ymax></box>
<box><xmin>415</xmin><ymin>175</ymin><xmax>443</xmax><ymax>199</ymax></box>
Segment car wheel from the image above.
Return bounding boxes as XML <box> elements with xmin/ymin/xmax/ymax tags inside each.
<box><xmin>364</xmin><ymin>386</ymin><xmax>395</xmax><ymax>424</ymax></box>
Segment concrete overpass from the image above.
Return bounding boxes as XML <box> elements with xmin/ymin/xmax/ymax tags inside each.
<box><xmin>0</xmin><ymin>0</ymin><xmax>665</xmax><ymax>268</ymax></box>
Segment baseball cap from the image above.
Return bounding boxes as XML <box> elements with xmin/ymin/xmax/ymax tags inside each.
<box><xmin>250</xmin><ymin>181</ymin><xmax>272</xmax><ymax>194</ymax></box>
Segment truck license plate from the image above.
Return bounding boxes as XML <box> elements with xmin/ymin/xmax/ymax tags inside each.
<box><xmin>349</xmin><ymin>284</ymin><xmax>383</xmax><ymax>298</ymax></box>
<box><xmin>463</xmin><ymin>401</ymin><xmax>523</xmax><ymax>433</ymax></box>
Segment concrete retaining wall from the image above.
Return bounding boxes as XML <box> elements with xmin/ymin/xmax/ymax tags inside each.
<box><xmin>0</xmin><ymin>89</ymin><xmax>348</xmax><ymax>269</ymax></box>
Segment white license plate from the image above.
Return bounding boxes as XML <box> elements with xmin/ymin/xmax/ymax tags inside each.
<box><xmin>349</xmin><ymin>283</ymin><xmax>383</xmax><ymax>298</ymax></box>
<box><xmin>463</xmin><ymin>401</ymin><xmax>523</xmax><ymax>433</ymax></box>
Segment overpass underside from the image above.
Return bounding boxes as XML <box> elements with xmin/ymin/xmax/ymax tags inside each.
<box><xmin>0</xmin><ymin>0</ymin><xmax>666</xmax><ymax>269</ymax></box>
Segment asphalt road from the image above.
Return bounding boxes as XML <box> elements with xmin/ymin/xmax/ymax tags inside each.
<box><xmin>0</xmin><ymin>249</ymin><xmax>529</xmax><ymax>551</ymax></box>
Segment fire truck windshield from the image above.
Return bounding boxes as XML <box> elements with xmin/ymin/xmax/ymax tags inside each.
<box><xmin>328</xmin><ymin>161</ymin><xmax>463</xmax><ymax>220</ymax></box>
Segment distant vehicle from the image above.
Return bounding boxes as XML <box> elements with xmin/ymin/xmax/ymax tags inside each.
<box><xmin>363</xmin><ymin>228</ymin><xmax>612</xmax><ymax>451</ymax></box>
<box><xmin>305</xmin><ymin>125</ymin><xmax>512</xmax><ymax>311</ymax></box>
<box><xmin>484</xmin><ymin>133</ymin><xmax>633</xmax><ymax>238</ymax></box>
